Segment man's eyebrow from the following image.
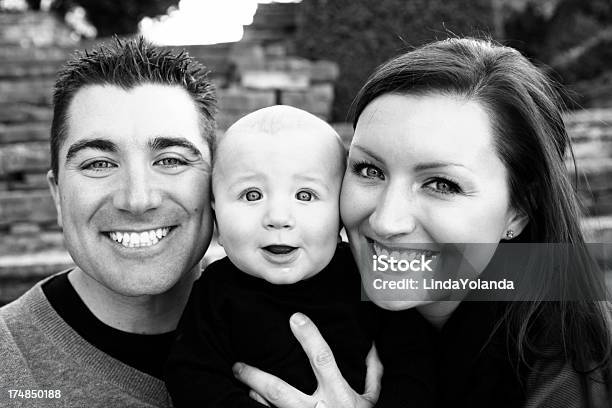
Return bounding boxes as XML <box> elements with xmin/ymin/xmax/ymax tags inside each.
<box><xmin>66</xmin><ymin>138</ymin><xmax>118</xmax><ymax>162</ymax></box>
<box><xmin>149</xmin><ymin>137</ymin><xmax>202</xmax><ymax>158</ymax></box>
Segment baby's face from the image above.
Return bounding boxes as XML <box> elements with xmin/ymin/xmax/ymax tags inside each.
<box><xmin>213</xmin><ymin>127</ymin><xmax>343</xmax><ymax>284</ymax></box>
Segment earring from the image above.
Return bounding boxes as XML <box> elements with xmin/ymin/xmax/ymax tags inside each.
<box><xmin>505</xmin><ymin>230</ymin><xmax>515</xmax><ymax>239</ymax></box>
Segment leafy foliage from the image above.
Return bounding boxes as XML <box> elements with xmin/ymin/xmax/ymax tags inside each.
<box><xmin>294</xmin><ymin>0</ymin><xmax>495</xmax><ymax>121</ymax></box>
<box><xmin>49</xmin><ymin>0</ymin><xmax>178</xmax><ymax>36</ymax></box>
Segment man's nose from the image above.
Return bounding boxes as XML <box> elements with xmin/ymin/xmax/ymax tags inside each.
<box><xmin>263</xmin><ymin>197</ymin><xmax>295</xmax><ymax>230</ymax></box>
<box><xmin>112</xmin><ymin>166</ymin><xmax>162</xmax><ymax>214</ymax></box>
<box><xmin>369</xmin><ymin>182</ymin><xmax>418</xmax><ymax>240</ymax></box>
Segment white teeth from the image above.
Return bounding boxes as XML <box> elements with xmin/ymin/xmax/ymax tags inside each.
<box><xmin>108</xmin><ymin>227</ymin><xmax>172</xmax><ymax>248</ymax></box>
<box><xmin>372</xmin><ymin>242</ymin><xmax>437</xmax><ymax>264</ymax></box>
<box><xmin>139</xmin><ymin>231</ymin><xmax>149</xmax><ymax>243</ymax></box>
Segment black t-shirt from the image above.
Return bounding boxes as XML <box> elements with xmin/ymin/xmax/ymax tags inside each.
<box><xmin>165</xmin><ymin>242</ymin><xmax>378</xmax><ymax>408</ymax></box>
<box><xmin>42</xmin><ymin>271</ymin><xmax>176</xmax><ymax>379</ymax></box>
<box><xmin>377</xmin><ymin>301</ymin><xmax>527</xmax><ymax>408</ymax></box>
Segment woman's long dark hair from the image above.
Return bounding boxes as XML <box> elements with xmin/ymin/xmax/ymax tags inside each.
<box><xmin>350</xmin><ymin>37</ymin><xmax>611</xmax><ymax>384</ymax></box>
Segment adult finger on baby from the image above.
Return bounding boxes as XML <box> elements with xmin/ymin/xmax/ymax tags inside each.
<box><xmin>233</xmin><ymin>361</ymin><xmax>310</xmax><ymax>407</ymax></box>
<box><xmin>363</xmin><ymin>344</ymin><xmax>383</xmax><ymax>404</ymax></box>
<box><xmin>289</xmin><ymin>312</ymin><xmax>344</xmax><ymax>386</ymax></box>
<box><xmin>249</xmin><ymin>390</ymin><xmax>271</xmax><ymax>406</ymax></box>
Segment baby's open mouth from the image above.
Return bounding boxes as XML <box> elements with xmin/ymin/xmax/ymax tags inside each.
<box><xmin>263</xmin><ymin>245</ymin><xmax>297</xmax><ymax>255</ymax></box>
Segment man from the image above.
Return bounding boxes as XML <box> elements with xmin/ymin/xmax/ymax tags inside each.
<box><xmin>0</xmin><ymin>37</ymin><xmax>216</xmax><ymax>407</ymax></box>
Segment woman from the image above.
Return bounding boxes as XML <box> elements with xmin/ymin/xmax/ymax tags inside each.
<box><xmin>233</xmin><ymin>37</ymin><xmax>612</xmax><ymax>407</ymax></box>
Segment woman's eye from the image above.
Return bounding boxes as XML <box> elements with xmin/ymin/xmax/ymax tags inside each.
<box><xmin>352</xmin><ymin>162</ymin><xmax>385</xmax><ymax>180</ymax></box>
<box><xmin>244</xmin><ymin>190</ymin><xmax>262</xmax><ymax>201</ymax></box>
<box><xmin>424</xmin><ymin>179</ymin><xmax>462</xmax><ymax>195</ymax></box>
<box><xmin>157</xmin><ymin>157</ymin><xmax>185</xmax><ymax>167</ymax></box>
<box><xmin>296</xmin><ymin>191</ymin><xmax>313</xmax><ymax>201</ymax></box>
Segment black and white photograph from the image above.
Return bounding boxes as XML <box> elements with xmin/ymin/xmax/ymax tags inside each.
<box><xmin>0</xmin><ymin>0</ymin><xmax>611</xmax><ymax>407</ymax></box>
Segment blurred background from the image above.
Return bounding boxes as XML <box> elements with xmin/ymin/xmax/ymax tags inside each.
<box><xmin>0</xmin><ymin>0</ymin><xmax>611</xmax><ymax>305</ymax></box>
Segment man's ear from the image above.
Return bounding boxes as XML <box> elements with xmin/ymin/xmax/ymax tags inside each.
<box><xmin>46</xmin><ymin>170</ymin><xmax>62</xmax><ymax>228</ymax></box>
<box><xmin>504</xmin><ymin>208</ymin><xmax>529</xmax><ymax>239</ymax></box>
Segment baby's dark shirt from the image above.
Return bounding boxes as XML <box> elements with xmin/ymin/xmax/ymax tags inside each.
<box><xmin>165</xmin><ymin>242</ymin><xmax>376</xmax><ymax>407</ymax></box>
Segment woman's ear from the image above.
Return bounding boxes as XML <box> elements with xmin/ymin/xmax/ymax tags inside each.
<box><xmin>503</xmin><ymin>208</ymin><xmax>529</xmax><ymax>240</ymax></box>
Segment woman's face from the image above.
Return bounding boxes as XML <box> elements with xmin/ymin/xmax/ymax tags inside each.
<box><xmin>341</xmin><ymin>93</ymin><xmax>523</xmax><ymax>311</ymax></box>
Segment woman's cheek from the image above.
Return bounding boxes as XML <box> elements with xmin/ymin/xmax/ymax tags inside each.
<box><xmin>340</xmin><ymin>180</ymin><xmax>369</xmax><ymax>229</ymax></box>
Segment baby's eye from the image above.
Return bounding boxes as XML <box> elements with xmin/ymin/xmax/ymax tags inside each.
<box><xmin>423</xmin><ymin>178</ymin><xmax>462</xmax><ymax>195</ymax></box>
<box><xmin>244</xmin><ymin>190</ymin><xmax>262</xmax><ymax>201</ymax></box>
<box><xmin>296</xmin><ymin>190</ymin><xmax>314</xmax><ymax>201</ymax></box>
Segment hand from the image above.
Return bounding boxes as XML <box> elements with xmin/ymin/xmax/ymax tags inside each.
<box><xmin>233</xmin><ymin>312</ymin><xmax>383</xmax><ymax>408</ymax></box>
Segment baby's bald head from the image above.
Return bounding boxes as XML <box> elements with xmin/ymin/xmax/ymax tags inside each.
<box><xmin>211</xmin><ymin>106</ymin><xmax>346</xmax><ymax>284</ymax></box>
<box><xmin>213</xmin><ymin>105</ymin><xmax>346</xmax><ymax>178</ymax></box>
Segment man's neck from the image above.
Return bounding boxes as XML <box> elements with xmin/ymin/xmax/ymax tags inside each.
<box><xmin>67</xmin><ymin>267</ymin><xmax>197</xmax><ymax>334</ymax></box>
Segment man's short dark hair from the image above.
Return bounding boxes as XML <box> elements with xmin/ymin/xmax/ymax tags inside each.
<box><xmin>50</xmin><ymin>36</ymin><xmax>217</xmax><ymax>178</ymax></box>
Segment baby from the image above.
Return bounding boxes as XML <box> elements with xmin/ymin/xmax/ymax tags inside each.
<box><xmin>165</xmin><ymin>105</ymin><xmax>375</xmax><ymax>407</ymax></box>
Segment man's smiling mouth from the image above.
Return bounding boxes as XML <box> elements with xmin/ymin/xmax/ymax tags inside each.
<box><xmin>107</xmin><ymin>227</ymin><xmax>172</xmax><ymax>248</ymax></box>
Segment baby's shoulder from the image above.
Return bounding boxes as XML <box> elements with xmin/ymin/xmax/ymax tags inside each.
<box><xmin>196</xmin><ymin>256</ymin><xmax>243</xmax><ymax>289</ymax></box>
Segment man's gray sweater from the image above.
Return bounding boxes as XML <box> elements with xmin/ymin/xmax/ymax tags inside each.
<box><xmin>0</xmin><ymin>279</ymin><xmax>172</xmax><ymax>407</ymax></box>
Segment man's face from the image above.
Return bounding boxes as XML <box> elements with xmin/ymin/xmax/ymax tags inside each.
<box><xmin>48</xmin><ymin>83</ymin><xmax>213</xmax><ymax>297</ymax></box>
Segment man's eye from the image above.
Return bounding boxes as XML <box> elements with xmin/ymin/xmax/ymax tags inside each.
<box><xmin>244</xmin><ymin>190</ymin><xmax>262</xmax><ymax>201</ymax></box>
<box><xmin>296</xmin><ymin>191</ymin><xmax>313</xmax><ymax>201</ymax></box>
<box><xmin>84</xmin><ymin>160</ymin><xmax>116</xmax><ymax>170</ymax></box>
<box><xmin>157</xmin><ymin>157</ymin><xmax>185</xmax><ymax>167</ymax></box>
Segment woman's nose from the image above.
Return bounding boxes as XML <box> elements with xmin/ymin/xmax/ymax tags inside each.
<box><xmin>368</xmin><ymin>183</ymin><xmax>417</xmax><ymax>240</ymax></box>
<box><xmin>112</xmin><ymin>167</ymin><xmax>162</xmax><ymax>214</ymax></box>
<box><xmin>263</xmin><ymin>197</ymin><xmax>295</xmax><ymax>230</ymax></box>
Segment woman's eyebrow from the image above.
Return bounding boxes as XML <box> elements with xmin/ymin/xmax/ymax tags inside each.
<box><xmin>149</xmin><ymin>136</ymin><xmax>202</xmax><ymax>158</ymax></box>
<box><xmin>414</xmin><ymin>162</ymin><xmax>466</xmax><ymax>171</ymax></box>
<box><xmin>352</xmin><ymin>144</ymin><xmax>384</xmax><ymax>163</ymax></box>
<box><xmin>65</xmin><ymin>138</ymin><xmax>118</xmax><ymax>162</ymax></box>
